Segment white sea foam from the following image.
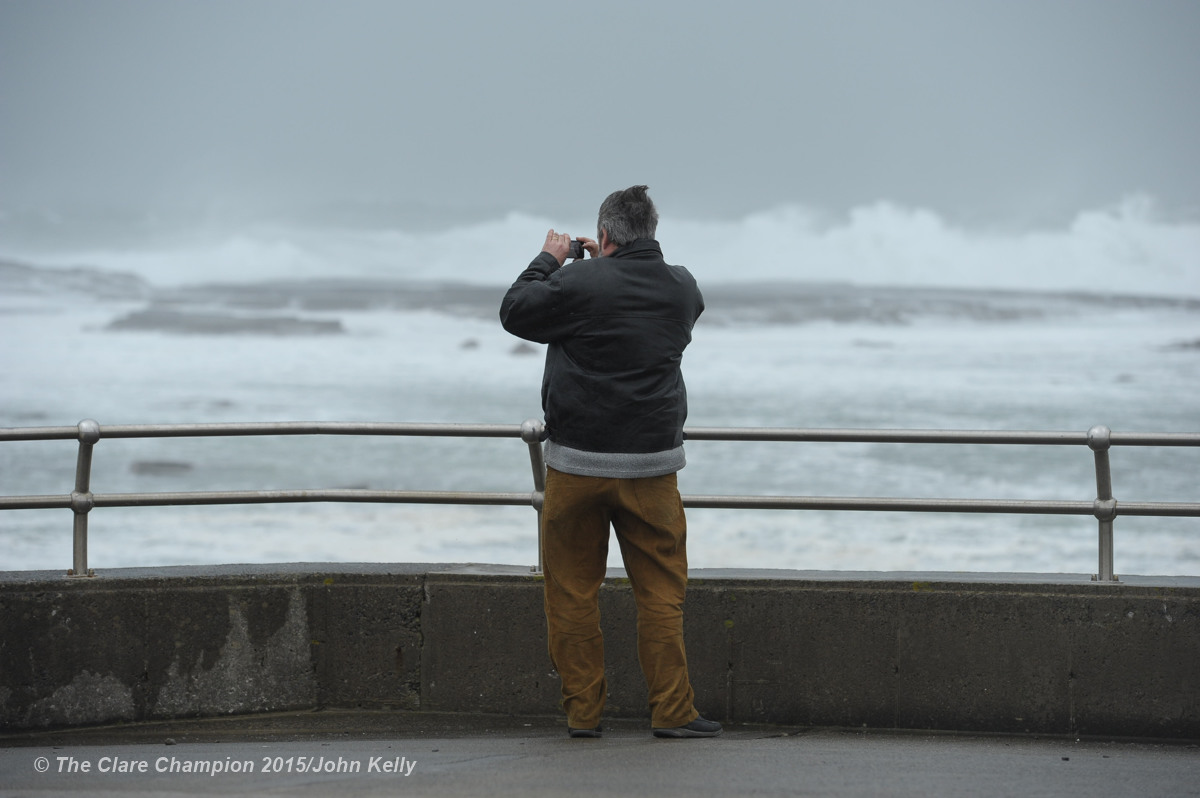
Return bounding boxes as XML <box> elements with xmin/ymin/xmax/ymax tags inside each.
<box><xmin>668</xmin><ymin>196</ymin><xmax>1200</xmax><ymax>295</ymax></box>
<box><xmin>4</xmin><ymin>196</ymin><xmax>1197</xmax><ymax>296</ymax></box>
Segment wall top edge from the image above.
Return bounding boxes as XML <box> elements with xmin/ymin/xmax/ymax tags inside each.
<box><xmin>1</xmin><ymin>562</ymin><xmax>1196</xmax><ymax>592</ymax></box>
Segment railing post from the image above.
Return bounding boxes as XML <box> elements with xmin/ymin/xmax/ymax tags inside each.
<box><xmin>1088</xmin><ymin>425</ymin><xmax>1118</xmax><ymax>582</ymax></box>
<box><xmin>521</xmin><ymin>418</ymin><xmax>547</xmax><ymax>574</ymax></box>
<box><xmin>69</xmin><ymin>419</ymin><xmax>101</xmax><ymax>577</ymax></box>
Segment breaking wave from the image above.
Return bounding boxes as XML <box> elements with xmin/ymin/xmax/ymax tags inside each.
<box><xmin>1</xmin><ymin>195</ymin><xmax>1197</xmax><ymax>297</ymax></box>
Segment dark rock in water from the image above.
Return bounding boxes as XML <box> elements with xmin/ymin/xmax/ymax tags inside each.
<box><xmin>700</xmin><ymin>282</ymin><xmax>1200</xmax><ymax>328</ymax></box>
<box><xmin>510</xmin><ymin>342</ymin><xmax>540</xmax><ymax>356</ymax></box>
<box><xmin>130</xmin><ymin>460</ymin><xmax>194</xmax><ymax>475</ymax></box>
<box><xmin>0</xmin><ymin>259</ymin><xmax>151</xmax><ymax>300</ymax></box>
<box><xmin>7</xmin><ymin>410</ymin><xmax>50</xmax><ymax>422</ymax></box>
<box><xmin>106</xmin><ymin>308</ymin><xmax>344</xmax><ymax>336</ymax></box>
<box><xmin>460</xmin><ymin>338</ymin><xmax>480</xmax><ymax>350</ymax></box>
<box><xmin>1165</xmin><ymin>338</ymin><xmax>1200</xmax><ymax>351</ymax></box>
<box><xmin>159</xmin><ymin>279</ymin><xmax>506</xmax><ymax>318</ymax></box>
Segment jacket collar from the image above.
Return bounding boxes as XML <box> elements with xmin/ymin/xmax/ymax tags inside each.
<box><xmin>610</xmin><ymin>238</ymin><xmax>662</xmax><ymax>260</ymax></box>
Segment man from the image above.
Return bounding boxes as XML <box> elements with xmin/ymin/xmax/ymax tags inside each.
<box><xmin>499</xmin><ymin>185</ymin><xmax>720</xmax><ymax>739</ymax></box>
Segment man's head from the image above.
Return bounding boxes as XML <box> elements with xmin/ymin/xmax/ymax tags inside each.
<box><xmin>597</xmin><ymin>185</ymin><xmax>659</xmax><ymax>250</ymax></box>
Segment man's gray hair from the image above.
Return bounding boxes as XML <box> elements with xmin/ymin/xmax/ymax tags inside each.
<box><xmin>597</xmin><ymin>185</ymin><xmax>659</xmax><ymax>246</ymax></box>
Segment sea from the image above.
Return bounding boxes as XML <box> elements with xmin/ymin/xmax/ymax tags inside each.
<box><xmin>2</xmin><ymin>197</ymin><xmax>1198</xmax><ymax>576</ymax></box>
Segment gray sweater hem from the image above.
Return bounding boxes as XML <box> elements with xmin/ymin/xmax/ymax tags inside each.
<box><xmin>544</xmin><ymin>441</ymin><xmax>686</xmax><ymax>479</ymax></box>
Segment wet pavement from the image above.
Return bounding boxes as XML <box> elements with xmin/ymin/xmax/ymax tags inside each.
<box><xmin>1</xmin><ymin>710</ymin><xmax>1197</xmax><ymax>797</ymax></box>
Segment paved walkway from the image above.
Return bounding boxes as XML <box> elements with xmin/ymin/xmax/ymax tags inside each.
<box><xmin>2</xmin><ymin>711</ymin><xmax>1197</xmax><ymax>797</ymax></box>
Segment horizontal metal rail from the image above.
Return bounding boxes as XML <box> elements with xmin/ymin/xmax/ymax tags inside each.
<box><xmin>1</xmin><ymin>419</ymin><xmax>1197</xmax><ymax>580</ymax></box>
<box><xmin>4</xmin><ymin>490</ymin><xmax>538</xmax><ymax>510</ymax></box>
<box><xmin>684</xmin><ymin>427</ymin><xmax>1200</xmax><ymax>447</ymax></box>
<box><xmin>8</xmin><ymin>422</ymin><xmax>1199</xmax><ymax>446</ymax></box>
<box><xmin>9</xmin><ymin>491</ymin><xmax>1198</xmax><ymax>517</ymax></box>
<box><xmin>682</xmin><ymin>496</ymin><xmax>1200</xmax><ymax>516</ymax></box>
<box><xmin>0</xmin><ymin>421</ymin><xmax>526</xmax><ymax>442</ymax></box>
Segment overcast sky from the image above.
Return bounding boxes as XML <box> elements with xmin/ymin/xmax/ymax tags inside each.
<box><xmin>2</xmin><ymin>0</ymin><xmax>1198</xmax><ymax>227</ymax></box>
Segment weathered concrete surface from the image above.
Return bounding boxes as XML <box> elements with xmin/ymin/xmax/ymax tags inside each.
<box><xmin>0</xmin><ymin>565</ymin><xmax>428</xmax><ymax>730</ymax></box>
<box><xmin>683</xmin><ymin>575</ymin><xmax>1200</xmax><ymax>738</ymax></box>
<box><xmin>2</xmin><ymin>565</ymin><xmax>1198</xmax><ymax>739</ymax></box>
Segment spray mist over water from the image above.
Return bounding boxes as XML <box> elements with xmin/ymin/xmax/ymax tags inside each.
<box><xmin>1</xmin><ymin>196</ymin><xmax>1196</xmax><ymax>296</ymax></box>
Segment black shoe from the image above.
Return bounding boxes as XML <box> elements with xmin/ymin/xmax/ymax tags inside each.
<box><xmin>568</xmin><ymin>725</ymin><xmax>603</xmax><ymax>738</ymax></box>
<box><xmin>652</xmin><ymin>716</ymin><xmax>723</xmax><ymax>738</ymax></box>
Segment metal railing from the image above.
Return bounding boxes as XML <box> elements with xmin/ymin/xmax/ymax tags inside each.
<box><xmin>2</xmin><ymin>419</ymin><xmax>1198</xmax><ymax>581</ymax></box>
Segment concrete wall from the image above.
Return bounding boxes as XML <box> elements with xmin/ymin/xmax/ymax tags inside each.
<box><xmin>2</xmin><ymin>564</ymin><xmax>1197</xmax><ymax>739</ymax></box>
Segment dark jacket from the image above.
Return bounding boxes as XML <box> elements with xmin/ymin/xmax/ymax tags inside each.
<box><xmin>499</xmin><ymin>239</ymin><xmax>704</xmax><ymax>455</ymax></box>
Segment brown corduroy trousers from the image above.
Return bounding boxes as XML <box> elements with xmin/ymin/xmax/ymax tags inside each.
<box><xmin>541</xmin><ymin>467</ymin><xmax>699</xmax><ymax>730</ymax></box>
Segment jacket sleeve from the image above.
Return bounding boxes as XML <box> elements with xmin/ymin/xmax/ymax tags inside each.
<box><xmin>499</xmin><ymin>252</ymin><xmax>576</xmax><ymax>343</ymax></box>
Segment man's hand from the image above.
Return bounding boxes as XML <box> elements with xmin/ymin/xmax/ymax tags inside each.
<box><xmin>542</xmin><ymin>230</ymin><xmax>599</xmax><ymax>265</ymax></box>
<box><xmin>541</xmin><ymin>229</ymin><xmax>573</xmax><ymax>266</ymax></box>
<box><xmin>576</xmin><ymin>236</ymin><xmax>600</xmax><ymax>259</ymax></box>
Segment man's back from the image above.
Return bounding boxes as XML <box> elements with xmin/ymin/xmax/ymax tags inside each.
<box><xmin>500</xmin><ymin>238</ymin><xmax>703</xmax><ymax>455</ymax></box>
